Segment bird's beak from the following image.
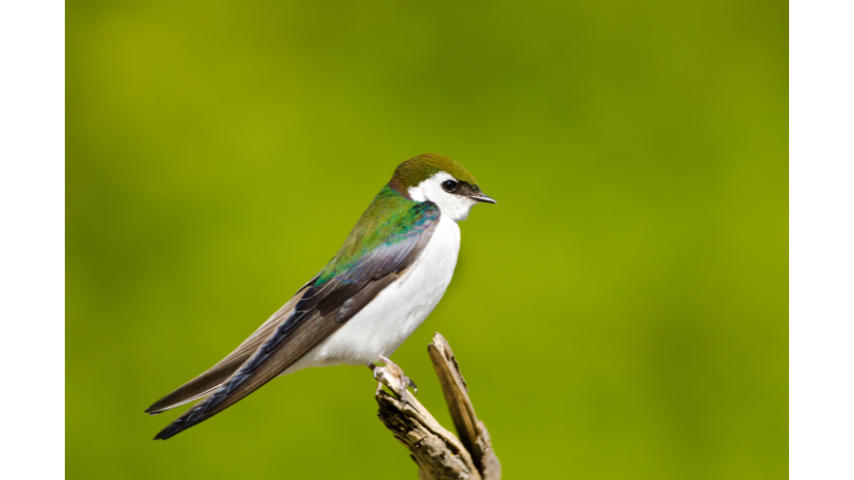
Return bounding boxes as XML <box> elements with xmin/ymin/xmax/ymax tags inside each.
<box><xmin>470</xmin><ymin>192</ymin><xmax>497</xmax><ymax>204</ymax></box>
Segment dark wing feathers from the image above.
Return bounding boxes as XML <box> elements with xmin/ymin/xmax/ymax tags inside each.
<box><xmin>151</xmin><ymin>202</ymin><xmax>440</xmax><ymax>440</ymax></box>
<box><xmin>144</xmin><ymin>280</ymin><xmax>315</xmax><ymax>415</ymax></box>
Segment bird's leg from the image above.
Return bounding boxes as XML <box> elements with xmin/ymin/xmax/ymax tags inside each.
<box><xmin>366</xmin><ymin>362</ymin><xmax>384</xmax><ymax>396</ymax></box>
<box><xmin>371</xmin><ymin>355</ymin><xmax>417</xmax><ymax>406</ymax></box>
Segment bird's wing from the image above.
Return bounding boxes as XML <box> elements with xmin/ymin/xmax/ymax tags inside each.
<box><xmin>152</xmin><ymin>201</ymin><xmax>440</xmax><ymax>440</ymax></box>
<box><xmin>144</xmin><ymin>278</ymin><xmax>316</xmax><ymax>415</ymax></box>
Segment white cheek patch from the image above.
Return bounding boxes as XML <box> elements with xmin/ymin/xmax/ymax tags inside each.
<box><xmin>408</xmin><ymin>185</ymin><xmax>427</xmax><ymax>202</ymax></box>
<box><xmin>407</xmin><ymin>172</ymin><xmax>477</xmax><ymax>222</ymax></box>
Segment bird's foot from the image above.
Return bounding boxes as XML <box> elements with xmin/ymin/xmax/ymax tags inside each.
<box><xmin>370</xmin><ymin>356</ymin><xmax>417</xmax><ymax>406</ymax></box>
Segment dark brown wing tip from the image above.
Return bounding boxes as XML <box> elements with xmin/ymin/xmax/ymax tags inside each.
<box><xmin>145</xmin><ymin>397</ymin><xmax>172</xmax><ymax>415</ymax></box>
<box><xmin>152</xmin><ymin>422</ymin><xmax>182</xmax><ymax>440</ymax></box>
<box><xmin>145</xmin><ymin>399</ymin><xmax>174</xmax><ymax>415</ymax></box>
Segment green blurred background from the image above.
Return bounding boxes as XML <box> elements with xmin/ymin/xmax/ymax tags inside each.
<box><xmin>67</xmin><ymin>0</ymin><xmax>787</xmax><ymax>478</ymax></box>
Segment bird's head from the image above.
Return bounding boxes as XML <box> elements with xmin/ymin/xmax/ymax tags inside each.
<box><xmin>389</xmin><ymin>153</ymin><xmax>496</xmax><ymax>221</ymax></box>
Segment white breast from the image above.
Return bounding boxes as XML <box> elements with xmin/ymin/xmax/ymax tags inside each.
<box><xmin>282</xmin><ymin>214</ymin><xmax>461</xmax><ymax>374</ymax></box>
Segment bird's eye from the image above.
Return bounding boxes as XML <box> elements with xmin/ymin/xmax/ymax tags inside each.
<box><xmin>441</xmin><ymin>180</ymin><xmax>458</xmax><ymax>192</ymax></box>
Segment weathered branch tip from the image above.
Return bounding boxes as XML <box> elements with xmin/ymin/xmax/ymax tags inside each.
<box><xmin>375</xmin><ymin>333</ymin><xmax>500</xmax><ymax>480</ymax></box>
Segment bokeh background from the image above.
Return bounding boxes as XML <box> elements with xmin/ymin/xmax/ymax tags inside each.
<box><xmin>67</xmin><ymin>1</ymin><xmax>787</xmax><ymax>478</ymax></box>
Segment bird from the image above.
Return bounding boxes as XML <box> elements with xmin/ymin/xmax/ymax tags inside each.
<box><xmin>146</xmin><ymin>153</ymin><xmax>496</xmax><ymax>440</ymax></box>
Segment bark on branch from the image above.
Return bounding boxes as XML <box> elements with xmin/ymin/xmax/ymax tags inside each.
<box><xmin>376</xmin><ymin>333</ymin><xmax>501</xmax><ymax>480</ymax></box>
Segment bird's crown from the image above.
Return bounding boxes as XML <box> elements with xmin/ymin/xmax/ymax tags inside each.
<box><xmin>389</xmin><ymin>153</ymin><xmax>481</xmax><ymax>195</ymax></box>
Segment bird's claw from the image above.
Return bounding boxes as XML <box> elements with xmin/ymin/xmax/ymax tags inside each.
<box><xmin>372</xmin><ymin>356</ymin><xmax>417</xmax><ymax>405</ymax></box>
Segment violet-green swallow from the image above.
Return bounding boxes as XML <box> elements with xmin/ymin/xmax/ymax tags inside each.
<box><xmin>147</xmin><ymin>153</ymin><xmax>495</xmax><ymax>440</ymax></box>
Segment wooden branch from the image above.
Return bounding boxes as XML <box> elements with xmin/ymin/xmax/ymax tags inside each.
<box><xmin>375</xmin><ymin>333</ymin><xmax>501</xmax><ymax>480</ymax></box>
<box><xmin>428</xmin><ymin>333</ymin><xmax>501</xmax><ymax>480</ymax></box>
<box><xmin>376</xmin><ymin>390</ymin><xmax>480</xmax><ymax>480</ymax></box>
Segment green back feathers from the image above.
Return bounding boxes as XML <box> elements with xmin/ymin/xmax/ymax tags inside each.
<box><xmin>317</xmin><ymin>185</ymin><xmax>436</xmax><ymax>284</ymax></box>
<box><xmin>389</xmin><ymin>153</ymin><xmax>481</xmax><ymax>196</ymax></box>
